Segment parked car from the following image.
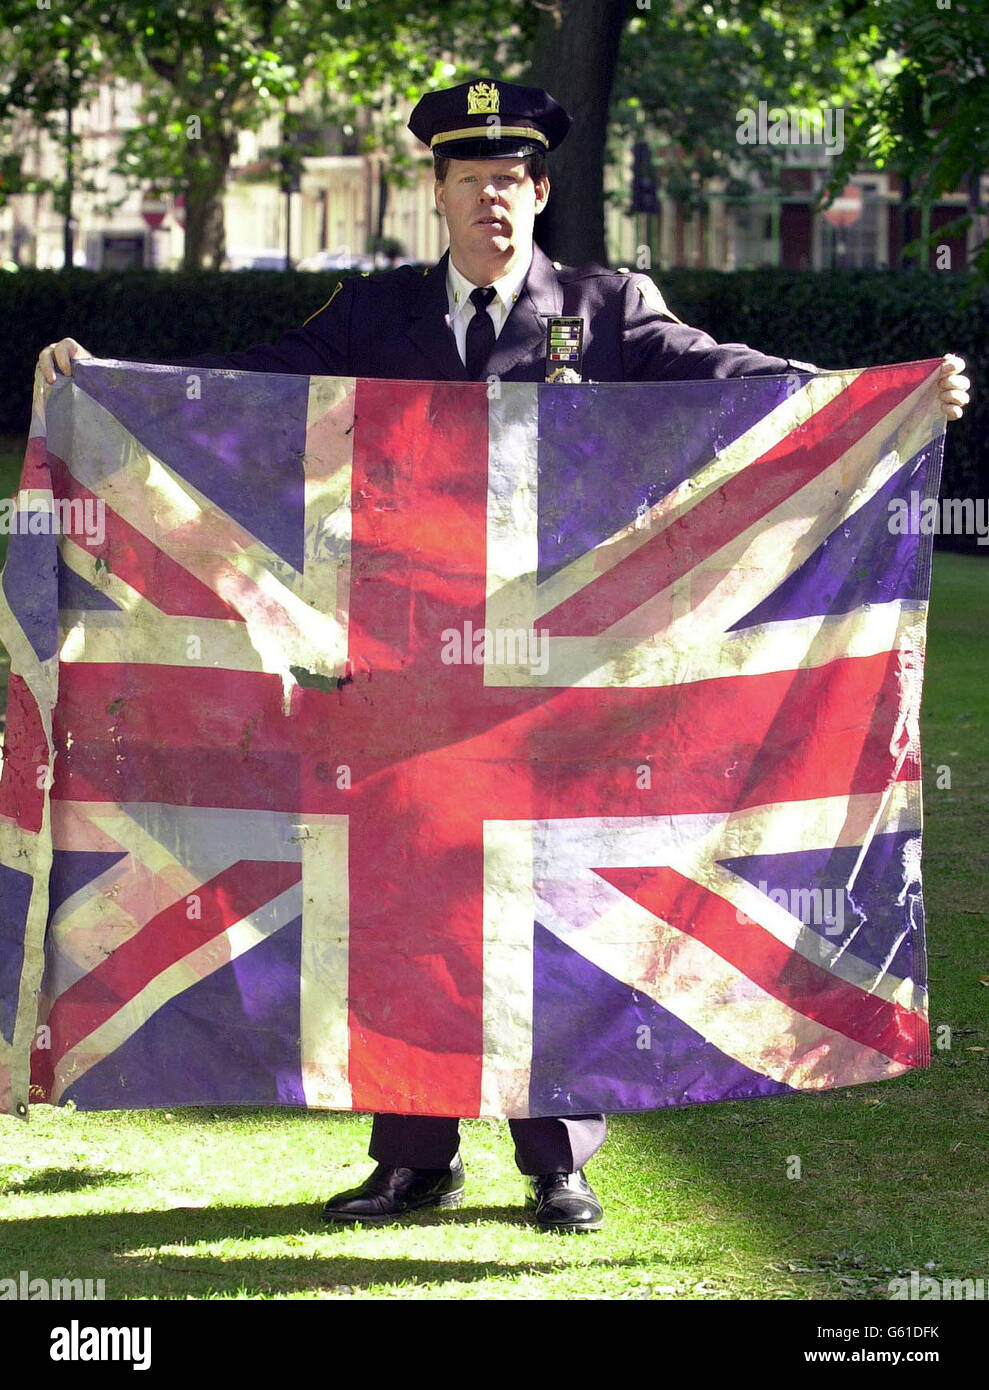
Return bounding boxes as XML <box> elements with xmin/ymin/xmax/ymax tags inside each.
<box><xmin>225</xmin><ymin>248</ymin><xmax>296</xmax><ymax>271</ymax></box>
<box><xmin>297</xmin><ymin>249</ymin><xmax>376</xmax><ymax>273</ymax></box>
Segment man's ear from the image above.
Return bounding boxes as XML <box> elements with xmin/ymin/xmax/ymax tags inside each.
<box><xmin>434</xmin><ymin>179</ymin><xmax>447</xmax><ymax>217</ymax></box>
<box><xmin>534</xmin><ymin>176</ymin><xmax>550</xmax><ymax>215</ymax></box>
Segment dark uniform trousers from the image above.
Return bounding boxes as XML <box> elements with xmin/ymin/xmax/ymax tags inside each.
<box><xmin>168</xmin><ymin>243</ymin><xmax>818</xmax><ymax>1176</ymax></box>
<box><xmin>370</xmin><ymin>1112</ymin><xmax>607</xmax><ymax>1175</ymax></box>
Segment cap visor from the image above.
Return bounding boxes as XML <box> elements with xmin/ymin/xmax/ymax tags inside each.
<box><xmin>432</xmin><ymin>137</ymin><xmax>543</xmax><ymax>160</ymax></box>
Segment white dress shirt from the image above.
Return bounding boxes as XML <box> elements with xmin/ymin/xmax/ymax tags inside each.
<box><xmin>445</xmin><ymin>251</ymin><xmax>533</xmax><ymax>367</ymax></box>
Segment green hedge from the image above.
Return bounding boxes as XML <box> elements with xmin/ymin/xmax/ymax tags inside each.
<box><xmin>7</xmin><ymin>266</ymin><xmax>987</xmax><ymax>501</ymax></box>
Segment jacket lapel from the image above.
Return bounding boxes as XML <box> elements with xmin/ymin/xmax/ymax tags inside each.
<box><xmin>485</xmin><ymin>244</ymin><xmax>564</xmax><ymax>380</ymax></box>
<box><xmin>403</xmin><ymin>250</ymin><xmax>470</xmax><ymax>380</ymax></box>
<box><xmin>403</xmin><ymin>245</ymin><xmax>565</xmax><ymax>381</ymax></box>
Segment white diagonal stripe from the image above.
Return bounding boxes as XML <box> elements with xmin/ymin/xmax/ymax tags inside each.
<box><xmin>532</xmin><ymin>371</ymin><xmax>853</xmax><ymax>621</ymax></box>
<box><xmin>48</xmin><ymin>880</ymin><xmax>304</xmax><ymax>1103</ymax></box>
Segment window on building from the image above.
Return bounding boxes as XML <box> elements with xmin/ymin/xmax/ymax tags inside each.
<box><xmin>731</xmin><ymin>202</ymin><xmax>777</xmax><ymax>268</ymax></box>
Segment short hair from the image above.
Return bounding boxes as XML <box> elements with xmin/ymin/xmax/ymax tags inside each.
<box><xmin>433</xmin><ymin>150</ymin><xmax>548</xmax><ymax>184</ymax></box>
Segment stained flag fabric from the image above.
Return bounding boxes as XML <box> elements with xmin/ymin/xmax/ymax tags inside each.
<box><xmin>0</xmin><ymin>359</ymin><xmax>944</xmax><ymax>1119</ymax></box>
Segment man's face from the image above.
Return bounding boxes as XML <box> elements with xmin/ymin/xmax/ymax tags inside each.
<box><xmin>434</xmin><ymin>158</ymin><xmax>550</xmax><ymax>266</ymax></box>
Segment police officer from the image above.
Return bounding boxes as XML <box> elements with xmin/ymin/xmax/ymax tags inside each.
<box><xmin>37</xmin><ymin>79</ymin><xmax>970</xmax><ymax>1233</ymax></box>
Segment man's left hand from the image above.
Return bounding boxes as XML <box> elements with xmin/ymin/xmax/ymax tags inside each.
<box><xmin>938</xmin><ymin>354</ymin><xmax>970</xmax><ymax>421</ymax></box>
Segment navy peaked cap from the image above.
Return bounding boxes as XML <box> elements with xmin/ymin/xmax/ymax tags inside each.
<box><xmin>408</xmin><ymin>80</ymin><xmax>572</xmax><ymax>160</ymax></box>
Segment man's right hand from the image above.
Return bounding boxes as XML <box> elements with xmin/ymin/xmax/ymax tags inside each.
<box><xmin>37</xmin><ymin>338</ymin><xmax>93</xmax><ymax>385</ymax></box>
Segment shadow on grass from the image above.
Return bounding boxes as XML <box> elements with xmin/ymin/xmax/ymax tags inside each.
<box><xmin>0</xmin><ymin>1166</ymin><xmax>136</xmax><ymax>1196</ymax></box>
<box><xmin>0</xmin><ymin>1201</ymin><xmax>637</xmax><ymax>1296</ymax></box>
<box><xmin>3</xmin><ymin>1084</ymin><xmax>986</xmax><ymax>1297</ymax></box>
<box><xmin>319</xmin><ymin>1203</ymin><xmax>534</xmax><ymax>1230</ymax></box>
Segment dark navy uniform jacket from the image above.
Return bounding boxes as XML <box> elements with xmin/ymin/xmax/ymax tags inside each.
<box><xmin>173</xmin><ymin>244</ymin><xmax>815</xmax><ymax>382</ymax></box>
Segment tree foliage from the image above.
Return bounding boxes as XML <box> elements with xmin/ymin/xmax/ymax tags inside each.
<box><xmin>2</xmin><ymin>0</ymin><xmax>985</xmax><ymax>271</ymax></box>
<box><xmin>824</xmin><ymin>0</ymin><xmax>989</xmax><ymax>271</ymax></box>
<box><xmin>613</xmin><ymin>1</ymin><xmax>866</xmax><ymax>208</ymax></box>
<box><xmin>1</xmin><ymin>0</ymin><xmax>522</xmax><ymax>265</ymax></box>
<box><xmin>0</xmin><ymin>2</ymin><xmax>111</xmax><ymax>228</ymax></box>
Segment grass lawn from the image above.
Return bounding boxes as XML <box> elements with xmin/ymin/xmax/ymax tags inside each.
<box><xmin>0</xmin><ymin>429</ymin><xmax>986</xmax><ymax>1301</ymax></box>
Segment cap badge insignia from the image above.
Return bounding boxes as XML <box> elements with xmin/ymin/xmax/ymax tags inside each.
<box><xmin>467</xmin><ymin>82</ymin><xmax>500</xmax><ymax>115</ymax></box>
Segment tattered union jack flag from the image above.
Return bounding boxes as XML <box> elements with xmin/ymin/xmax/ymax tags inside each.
<box><xmin>0</xmin><ymin>359</ymin><xmax>944</xmax><ymax>1120</ymax></box>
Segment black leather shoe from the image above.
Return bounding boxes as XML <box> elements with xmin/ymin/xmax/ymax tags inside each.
<box><xmin>525</xmin><ymin>1169</ymin><xmax>603</xmax><ymax>1232</ymax></box>
<box><xmin>321</xmin><ymin>1155</ymin><xmax>465</xmax><ymax>1223</ymax></box>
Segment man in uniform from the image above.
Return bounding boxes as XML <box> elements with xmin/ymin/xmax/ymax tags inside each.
<box><xmin>38</xmin><ymin>79</ymin><xmax>970</xmax><ymax>1234</ymax></box>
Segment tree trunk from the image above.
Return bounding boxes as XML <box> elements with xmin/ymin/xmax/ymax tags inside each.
<box><xmin>182</xmin><ymin>128</ymin><xmax>236</xmax><ymax>269</ymax></box>
<box><xmin>527</xmin><ymin>0</ymin><xmax>629</xmax><ymax>266</ymax></box>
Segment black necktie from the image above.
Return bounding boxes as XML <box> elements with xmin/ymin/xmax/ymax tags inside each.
<box><xmin>465</xmin><ymin>286</ymin><xmax>497</xmax><ymax>379</ymax></box>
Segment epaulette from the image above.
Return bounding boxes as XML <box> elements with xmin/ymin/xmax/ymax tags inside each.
<box><xmin>624</xmin><ymin>270</ymin><xmax>684</xmax><ymax>325</ymax></box>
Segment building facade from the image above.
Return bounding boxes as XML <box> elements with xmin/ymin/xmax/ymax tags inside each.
<box><xmin>2</xmin><ymin>78</ymin><xmax>984</xmax><ymax>275</ymax></box>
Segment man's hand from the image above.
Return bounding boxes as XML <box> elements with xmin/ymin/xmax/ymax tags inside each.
<box><xmin>37</xmin><ymin>338</ymin><xmax>93</xmax><ymax>385</ymax></box>
<box><xmin>938</xmin><ymin>354</ymin><xmax>970</xmax><ymax>421</ymax></box>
